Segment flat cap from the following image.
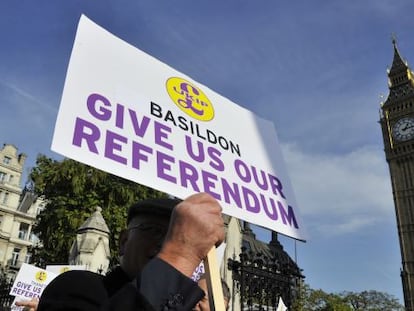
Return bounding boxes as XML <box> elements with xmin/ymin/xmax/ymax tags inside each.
<box><xmin>127</xmin><ymin>197</ymin><xmax>182</xmax><ymax>225</ymax></box>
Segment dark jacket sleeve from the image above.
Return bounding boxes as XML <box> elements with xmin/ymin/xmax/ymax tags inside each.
<box><xmin>104</xmin><ymin>282</ymin><xmax>155</xmax><ymax>311</ymax></box>
<box><xmin>139</xmin><ymin>257</ymin><xmax>204</xmax><ymax>310</ymax></box>
<box><xmin>104</xmin><ymin>258</ymin><xmax>204</xmax><ymax>311</ymax></box>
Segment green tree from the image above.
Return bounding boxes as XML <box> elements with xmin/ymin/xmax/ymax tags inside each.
<box><xmin>29</xmin><ymin>155</ymin><xmax>166</xmax><ymax>267</ymax></box>
<box><xmin>293</xmin><ymin>284</ymin><xmax>351</xmax><ymax>311</ymax></box>
<box><xmin>292</xmin><ymin>284</ymin><xmax>402</xmax><ymax>311</ymax></box>
<box><xmin>341</xmin><ymin>290</ymin><xmax>404</xmax><ymax>311</ymax></box>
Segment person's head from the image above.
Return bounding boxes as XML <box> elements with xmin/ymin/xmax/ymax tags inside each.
<box><xmin>119</xmin><ymin>197</ymin><xmax>181</xmax><ymax>279</ymax></box>
<box><xmin>194</xmin><ymin>275</ymin><xmax>230</xmax><ymax>311</ymax></box>
<box><xmin>38</xmin><ymin>270</ymin><xmax>107</xmax><ymax>311</ymax></box>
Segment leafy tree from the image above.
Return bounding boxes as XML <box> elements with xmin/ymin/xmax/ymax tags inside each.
<box><xmin>29</xmin><ymin>155</ymin><xmax>166</xmax><ymax>267</ymax></box>
<box><xmin>341</xmin><ymin>290</ymin><xmax>404</xmax><ymax>311</ymax></box>
<box><xmin>292</xmin><ymin>284</ymin><xmax>403</xmax><ymax>311</ymax></box>
<box><xmin>293</xmin><ymin>284</ymin><xmax>351</xmax><ymax>311</ymax></box>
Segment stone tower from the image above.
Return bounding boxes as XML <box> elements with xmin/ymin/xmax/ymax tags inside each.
<box><xmin>379</xmin><ymin>39</ymin><xmax>414</xmax><ymax>311</ymax></box>
<box><xmin>68</xmin><ymin>206</ymin><xmax>111</xmax><ymax>274</ymax></box>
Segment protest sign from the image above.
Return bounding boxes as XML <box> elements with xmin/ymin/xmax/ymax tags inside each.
<box><xmin>191</xmin><ymin>243</ymin><xmax>226</xmax><ymax>282</ymax></box>
<box><xmin>52</xmin><ymin>15</ymin><xmax>306</xmax><ymax>241</ymax></box>
<box><xmin>9</xmin><ymin>264</ymin><xmax>57</xmax><ymax>301</ymax></box>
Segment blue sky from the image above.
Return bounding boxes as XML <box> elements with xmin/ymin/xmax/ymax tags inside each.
<box><xmin>1</xmin><ymin>0</ymin><xmax>413</xmax><ymax>303</ymax></box>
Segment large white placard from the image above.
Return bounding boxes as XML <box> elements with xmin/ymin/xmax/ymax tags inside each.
<box><xmin>52</xmin><ymin>15</ymin><xmax>306</xmax><ymax>241</ymax></box>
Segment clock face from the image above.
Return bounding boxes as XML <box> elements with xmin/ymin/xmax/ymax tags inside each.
<box><xmin>392</xmin><ymin>117</ymin><xmax>414</xmax><ymax>141</ymax></box>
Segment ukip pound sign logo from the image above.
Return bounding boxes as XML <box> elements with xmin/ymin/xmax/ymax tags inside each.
<box><xmin>35</xmin><ymin>271</ymin><xmax>48</xmax><ymax>283</ymax></box>
<box><xmin>166</xmin><ymin>77</ymin><xmax>214</xmax><ymax>121</ymax></box>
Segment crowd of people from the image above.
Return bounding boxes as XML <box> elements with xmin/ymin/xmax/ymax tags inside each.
<box><xmin>15</xmin><ymin>192</ymin><xmax>230</xmax><ymax>311</ymax></box>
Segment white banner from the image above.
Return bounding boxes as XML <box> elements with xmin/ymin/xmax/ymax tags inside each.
<box><xmin>52</xmin><ymin>15</ymin><xmax>306</xmax><ymax>241</ymax></box>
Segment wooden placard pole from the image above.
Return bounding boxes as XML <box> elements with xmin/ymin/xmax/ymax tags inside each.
<box><xmin>204</xmin><ymin>247</ymin><xmax>226</xmax><ymax>311</ymax></box>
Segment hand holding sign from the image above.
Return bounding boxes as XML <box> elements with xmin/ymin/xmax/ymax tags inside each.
<box><xmin>158</xmin><ymin>192</ymin><xmax>225</xmax><ymax>278</ymax></box>
<box><xmin>14</xmin><ymin>297</ymin><xmax>39</xmax><ymax>311</ymax></box>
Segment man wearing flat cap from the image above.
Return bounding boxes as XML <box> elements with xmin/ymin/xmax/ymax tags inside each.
<box><xmin>103</xmin><ymin>196</ymin><xmax>182</xmax><ymax>298</ymax></box>
<box><xmin>35</xmin><ymin>192</ymin><xmax>225</xmax><ymax>311</ymax></box>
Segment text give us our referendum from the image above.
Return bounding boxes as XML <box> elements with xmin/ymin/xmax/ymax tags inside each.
<box><xmin>72</xmin><ymin>93</ymin><xmax>299</xmax><ymax>229</ymax></box>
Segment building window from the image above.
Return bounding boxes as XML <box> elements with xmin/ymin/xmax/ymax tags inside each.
<box><xmin>8</xmin><ymin>175</ymin><xmax>13</xmax><ymax>183</ymax></box>
<box><xmin>3</xmin><ymin>156</ymin><xmax>11</xmax><ymax>165</ymax></box>
<box><xmin>36</xmin><ymin>207</ymin><xmax>42</xmax><ymax>215</ymax></box>
<box><xmin>2</xmin><ymin>192</ymin><xmax>9</xmax><ymax>205</ymax></box>
<box><xmin>0</xmin><ymin>172</ymin><xmax>6</xmax><ymax>182</ymax></box>
<box><xmin>24</xmin><ymin>253</ymin><xmax>31</xmax><ymax>264</ymax></box>
<box><xmin>18</xmin><ymin>223</ymin><xmax>29</xmax><ymax>240</ymax></box>
<box><xmin>36</xmin><ymin>203</ymin><xmax>45</xmax><ymax>216</ymax></box>
<box><xmin>29</xmin><ymin>232</ymin><xmax>39</xmax><ymax>244</ymax></box>
<box><xmin>11</xmin><ymin>248</ymin><xmax>20</xmax><ymax>266</ymax></box>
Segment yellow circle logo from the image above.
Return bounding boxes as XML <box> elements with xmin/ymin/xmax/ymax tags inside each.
<box><xmin>35</xmin><ymin>271</ymin><xmax>47</xmax><ymax>283</ymax></box>
<box><xmin>166</xmin><ymin>77</ymin><xmax>214</xmax><ymax>121</ymax></box>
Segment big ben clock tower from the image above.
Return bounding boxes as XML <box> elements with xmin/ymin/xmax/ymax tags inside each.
<box><xmin>380</xmin><ymin>39</ymin><xmax>414</xmax><ymax>311</ymax></box>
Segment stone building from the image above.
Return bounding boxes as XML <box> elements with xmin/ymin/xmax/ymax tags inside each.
<box><xmin>68</xmin><ymin>206</ymin><xmax>111</xmax><ymax>274</ymax></box>
<box><xmin>0</xmin><ymin>144</ymin><xmax>44</xmax><ymax>279</ymax></box>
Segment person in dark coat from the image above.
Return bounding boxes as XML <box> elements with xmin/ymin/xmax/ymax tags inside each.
<box><xmin>35</xmin><ymin>192</ymin><xmax>224</xmax><ymax>311</ymax></box>
<box><xmin>103</xmin><ymin>196</ymin><xmax>181</xmax><ymax>297</ymax></box>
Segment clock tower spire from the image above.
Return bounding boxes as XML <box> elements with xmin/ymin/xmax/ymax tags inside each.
<box><xmin>386</xmin><ymin>37</ymin><xmax>414</xmax><ymax>90</ymax></box>
<box><xmin>380</xmin><ymin>38</ymin><xmax>414</xmax><ymax>311</ymax></box>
